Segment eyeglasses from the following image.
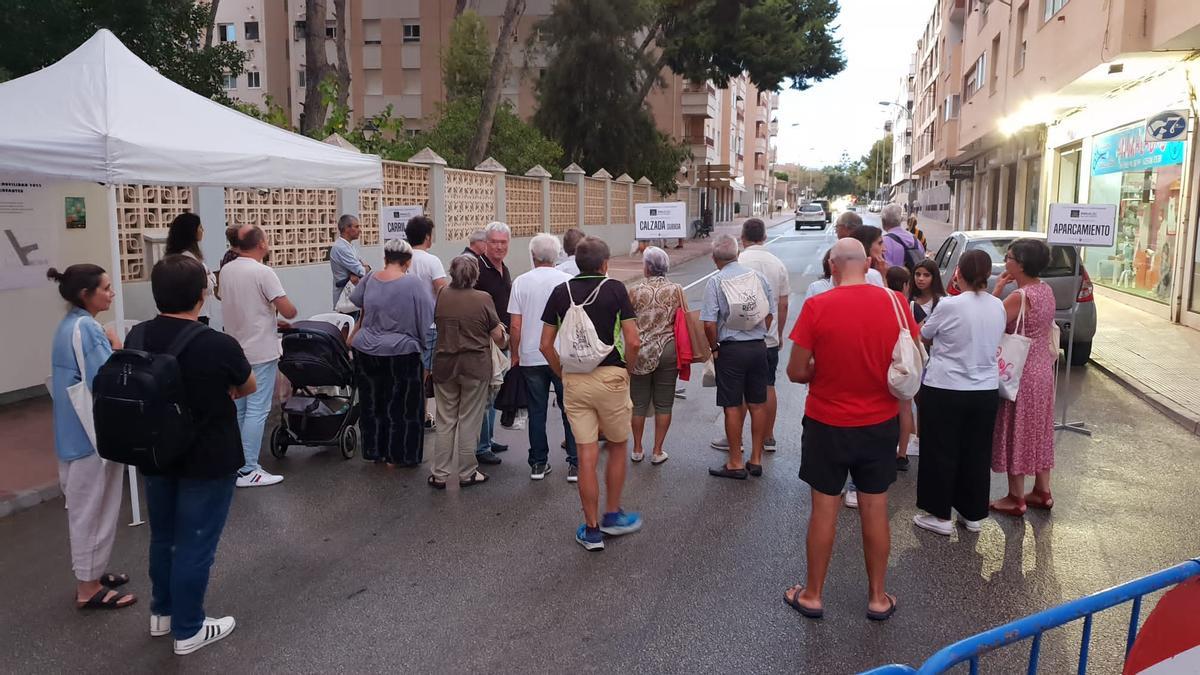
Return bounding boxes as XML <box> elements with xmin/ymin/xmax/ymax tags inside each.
<box><xmin>1004</xmin><ymin>253</ymin><xmax>1016</xmax><ymax>262</ymax></box>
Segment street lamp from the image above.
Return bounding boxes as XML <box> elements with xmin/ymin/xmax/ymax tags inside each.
<box><xmin>878</xmin><ymin>100</ymin><xmax>911</xmax><ymax>119</ymax></box>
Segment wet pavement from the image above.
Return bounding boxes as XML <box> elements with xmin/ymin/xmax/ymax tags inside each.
<box><xmin>2</xmin><ymin>218</ymin><xmax>1197</xmax><ymax>674</ymax></box>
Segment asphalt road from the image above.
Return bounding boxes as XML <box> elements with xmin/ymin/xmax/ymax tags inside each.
<box><xmin>2</xmin><ymin>217</ymin><xmax>1197</xmax><ymax>674</ymax></box>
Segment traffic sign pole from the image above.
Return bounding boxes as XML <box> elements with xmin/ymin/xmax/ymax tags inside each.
<box><xmin>1055</xmin><ymin>244</ymin><xmax>1091</xmax><ymax>437</ymax></box>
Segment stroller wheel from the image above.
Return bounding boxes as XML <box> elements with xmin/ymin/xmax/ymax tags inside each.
<box><xmin>270</xmin><ymin>425</ymin><xmax>289</xmax><ymax>458</ymax></box>
<box><xmin>339</xmin><ymin>424</ymin><xmax>359</xmax><ymax>460</ymax></box>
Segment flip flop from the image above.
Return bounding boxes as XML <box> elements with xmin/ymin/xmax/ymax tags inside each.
<box><xmin>460</xmin><ymin>471</ymin><xmax>489</xmax><ymax>488</ymax></box>
<box><xmin>708</xmin><ymin>465</ymin><xmax>748</xmax><ymax>480</ymax></box>
<box><xmin>427</xmin><ymin>475</ymin><xmax>446</xmax><ymax>490</ymax></box>
<box><xmin>77</xmin><ymin>587</ymin><xmax>137</xmax><ymax>610</ymax></box>
<box><xmin>100</xmin><ymin>572</ymin><xmax>129</xmax><ymax>588</ymax></box>
<box><xmin>746</xmin><ymin>462</ymin><xmax>763</xmax><ymax>477</ymax></box>
<box><xmin>784</xmin><ymin>585</ymin><xmax>823</xmax><ymax>619</ymax></box>
<box><xmin>866</xmin><ymin>594</ymin><xmax>898</xmax><ymax>622</ymax></box>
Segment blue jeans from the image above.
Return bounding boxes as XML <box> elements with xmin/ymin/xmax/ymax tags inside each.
<box><xmin>235</xmin><ymin>360</ymin><xmax>278</xmax><ymax>474</ymax></box>
<box><xmin>145</xmin><ymin>475</ymin><xmax>235</xmax><ymax>640</ymax></box>
<box><xmin>476</xmin><ymin>390</ymin><xmax>497</xmax><ymax>455</ymax></box>
<box><xmin>522</xmin><ymin>365</ymin><xmax>577</xmax><ymax>467</ymax></box>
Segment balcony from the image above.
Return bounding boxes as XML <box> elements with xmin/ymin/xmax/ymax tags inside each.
<box><xmin>753</xmin><ymin>135</ymin><xmax>767</xmax><ymax>155</ymax></box>
<box><xmin>683</xmin><ymin>134</ymin><xmax>715</xmax><ymax>148</ymax></box>
<box><xmin>681</xmin><ymin>82</ymin><xmax>719</xmax><ymax>119</ymax></box>
<box><xmin>947</xmin><ymin>0</ymin><xmax>966</xmax><ymax>23</ymax></box>
<box><xmin>769</xmin><ymin>119</ymin><xmax>778</xmax><ymax>136</ymax></box>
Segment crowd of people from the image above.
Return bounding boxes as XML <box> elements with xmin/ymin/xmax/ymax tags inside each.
<box><xmin>44</xmin><ymin>205</ymin><xmax>1061</xmax><ymax>652</ymax></box>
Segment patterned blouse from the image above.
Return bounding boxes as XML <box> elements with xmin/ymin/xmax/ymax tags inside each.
<box><xmin>629</xmin><ymin>276</ymin><xmax>684</xmax><ymax>375</ymax></box>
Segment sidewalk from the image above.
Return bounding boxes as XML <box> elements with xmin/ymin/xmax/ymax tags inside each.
<box><xmin>1089</xmin><ymin>293</ymin><xmax>1200</xmax><ymax>436</ymax></box>
<box><xmin>607</xmin><ymin>213</ymin><xmax>795</xmax><ymax>285</ymax></box>
<box><xmin>0</xmin><ymin>397</ymin><xmax>59</xmax><ymax>518</ymax></box>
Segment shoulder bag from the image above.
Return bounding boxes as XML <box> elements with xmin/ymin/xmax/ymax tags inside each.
<box><xmin>997</xmin><ymin>288</ymin><xmax>1032</xmax><ymax>401</ymax></box>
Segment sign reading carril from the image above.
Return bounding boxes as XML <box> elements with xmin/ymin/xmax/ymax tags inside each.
<box><xmin>1046</xmin><ymin>203</ymin><xmax>1118</xmax><ymax>247</ymax></box>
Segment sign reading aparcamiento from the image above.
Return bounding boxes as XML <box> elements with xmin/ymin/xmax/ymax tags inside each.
<box><xmin>635</xmin><ymin>201</ymin><xmax>686</xmax><ymax>240</ymax></box>
<box><xmin>1046</xmin><ymin>203</ymin><xmax>1118</xmax><ymax>247</ymax></box>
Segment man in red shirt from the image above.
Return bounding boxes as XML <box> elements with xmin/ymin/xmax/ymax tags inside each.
<box><xmin>783</xmin><ymin>237</ymin><xmax>919</xmax><ymax>622</ymax></box>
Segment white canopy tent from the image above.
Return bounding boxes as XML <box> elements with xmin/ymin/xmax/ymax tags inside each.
<box><xmin>0</xmin><ymin>30</ymin><xmax>382</xmax><ymax>524</ymax></box>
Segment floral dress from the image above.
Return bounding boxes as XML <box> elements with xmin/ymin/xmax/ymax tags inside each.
<box><xmin>992</xmin><ymin>282</ymin><xmax>1056</xmax><ymax>475</ymax></box>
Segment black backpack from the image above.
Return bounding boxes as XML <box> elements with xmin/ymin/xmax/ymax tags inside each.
<box><xmin>885</xmin><ymin>232</ymin><xmax>923</xmax><ymax>272</ymax></box>
<box><xmin>92</xmin><ymin>321</ymin><xmax>207</xmax><ymax>471</ymax></box>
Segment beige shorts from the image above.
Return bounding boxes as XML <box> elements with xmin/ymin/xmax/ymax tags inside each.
<box><xmin>562</xmin><ymin>366</ymin><xmax>633</xmax><ymax>444</ymax></box>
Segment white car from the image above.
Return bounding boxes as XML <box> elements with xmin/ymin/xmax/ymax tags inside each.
<box><xmin>794</xmin><ymin>203</ymin><xmax>827</xmax><ymax>230</ymax></box>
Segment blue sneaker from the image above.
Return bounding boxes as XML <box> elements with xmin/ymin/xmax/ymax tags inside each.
<box><xmin>576</xmin><ymin>525</ymin><xmax>604</xmax><ymax>551</ymax></box>
<box><xmin>600</xmin><ymin>509</ymin><xmax>643</xmax><ymax>536</ymax></box>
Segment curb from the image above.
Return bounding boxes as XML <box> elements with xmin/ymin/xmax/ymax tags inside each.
<box><xmin>1089</xmin><ymin>356</ymin><xmax>1200</xmax><ymax>437</ymax></box>
<box><xmin>0</xmin><ymin>481</ymin><xmax>62</xmax><ymax>519</ymax></box>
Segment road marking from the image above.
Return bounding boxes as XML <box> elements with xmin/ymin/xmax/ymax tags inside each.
<box><xmin>681</xmin><ymin>233</ymin><xmax>785</xmax><ymax>290</ymax></box>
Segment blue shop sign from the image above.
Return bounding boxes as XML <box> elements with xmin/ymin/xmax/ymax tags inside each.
<box><xmin>1091</xmin><ymin>126</ymin><xmax>1185</xmax><ymax>176</ymax></box>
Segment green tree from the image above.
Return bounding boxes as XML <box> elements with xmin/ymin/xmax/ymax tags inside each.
<box><xmin>858</xmin><ymin>133</ymin><xmax>892</xmax><ymax>197</ymax></box>
<box><xmin>442</xmin><ymin>11</ymin><xmax>491</xmax><ymax>100</ymax></box>
<box><xmin>414</xmin><ymin>97</ymin><xmax>563</xmax><ymax>176</ymax></box>
<box><xmin>533</xmin><ymin>0</ymin><xmax>690</xmax><ymax>191</ymax></box>
<box><xmin>0</xmin><ymin>0</ymin><xmax>246</xmax><ymax>102</ymax></box>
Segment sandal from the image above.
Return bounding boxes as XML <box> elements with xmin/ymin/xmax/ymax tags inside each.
<box><xmin>708</xmin><ymin>464</ymin><xmax>748</xmax><ymax>480</ymax></box>
<box><xmin>650</xmin><ymin>452</ymin><xmax>669</xmax><ymax>465</ymax></box>
<box><xmin>631</xmin><ymin>452</ymin><xmax>645</xmax><ymax>463</ymax></box>
<box><xmin>989</xmin><ymin>495</ymin><xmax>1027</xmax><ymax>517</ymax></box>
<box><xmin>866</xmin><ymin>594</ymin><xmax>898</xmax><ymax>622</ymax></box>
<box><xmin>746</xmin><ymin>462</ymin><xmax>763</xmax><ymax>477</ymax></box>
<box><xmin>427</xmin><ymin>475</ymin><xmax>446</xmax><ymax>490</ymax></box>
<box><xmin>1025</xmin><ymin>488</ymin><xmax>1054</xmax><ymax>510</ymax></box>
<box><xmin>460</xmin><ymin>471</ymin><xmax>489</xmax><ymax>488</ymax></box>
<box><xmin>783</xmin><ymin>584</ymin><xmax>823</xmax><ymax>619</ymax></box>
<box><xmin>100</xmin><ymin>572</ymin><xmax>130</xmax><ymax>588</ymax></box>
<box><xmin>77</xmin><ymin>587</ymin><xmax>137</xmax><ymax>610</ymax></box>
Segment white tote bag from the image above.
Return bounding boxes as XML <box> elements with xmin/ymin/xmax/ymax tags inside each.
<box><xmin>884</xmin><ymin>288</ymin><xmax>924</xmax><ymax>401</ymax></box>
<box><xmin>997</xmin><ymin>289</ymin><xmax>1032</xmax><ymax>402</ymax></box>
<box><xmin>67</xmin><ymin>317</ymin><xmax>99</xmax><ymax>449</ymax></box>
<box><xmin>334</xmin><ymin>279</ymin><xmax>358</xmax><ymax>314</ymax></box>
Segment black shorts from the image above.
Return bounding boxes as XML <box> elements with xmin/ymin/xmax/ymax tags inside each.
<box><xmin>714</xmin><ymin>340</ymin><xmax>768</xmax><ymax>408</ymax></box>
<box><xmin>766</xmin><ymin>346</ymin><xmax>780</xmax><ymax>387</ymax></box>
<box><xmin>799</xmin><ymin>415</ymin><xmax>900</xmax><ymax>496</ymax></box>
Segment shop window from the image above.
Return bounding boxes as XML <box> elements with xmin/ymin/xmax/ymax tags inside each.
<box><xmin>244</xmin><ymin>21</ymin><xmax>260</xmax><ymax>41</ymax></box>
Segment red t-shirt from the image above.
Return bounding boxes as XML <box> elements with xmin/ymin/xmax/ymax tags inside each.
<box><xmin>790</xmin><ymin>284</ymin><xmax>920</xmax><ymax>427</ymax></box>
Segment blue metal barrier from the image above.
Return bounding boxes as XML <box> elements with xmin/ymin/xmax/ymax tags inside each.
<box><xmin>862</xmin><ymin>558</ymin><xmax>1200</xmax><ymax>674</ymax></box>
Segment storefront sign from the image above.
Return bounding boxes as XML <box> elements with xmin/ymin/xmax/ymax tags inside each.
<box><xmin>1145</xmin><ymin>110</ymin><xmax>1189</xmax><ymax>143</ymax></box>
<box><xmin>930</xmin><ymin>169</ymin><xmax>950</xmax><ymax>181</ymax></box>
<box><xmin>948</xmin><ymin>164</ymin><xmax>974</xmax><ymax>180</ymax></box>
<box><xmin>380</xmin><ymin>204</ymin><xmax>423</xmax><ymax>241</ymax></box>
<box><xmin>635</xmin><ymin>201</ymin><xmax>686</xmax><ymax>240</ymax></box>
<box><xmin>1047</xmin><ymin>203</ymin><xmax>1118</xmax><ymax>247</ymax></box>
<box><xmin>1091</xmin><ymin>125</ymin><xmax>1185</xmax><ymax>175</ymax></box>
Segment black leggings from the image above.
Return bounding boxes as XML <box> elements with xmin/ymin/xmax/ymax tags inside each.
<box><xmin>355</xmin><ymin>351</ymin><xmax>425</xmax><ymax>465</ymax></box>
<box><xmin>916</xmin><ymin>385</ymin><xmax>1000</xmax><ymax>522</ymax></box>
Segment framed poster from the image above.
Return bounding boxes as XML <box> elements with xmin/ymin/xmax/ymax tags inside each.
<box><xmin>0</xmin><ymin>182</ymin><xmax>57</xmax><ymax>290</ymax></box>
<box><xmin>65</xmin><ymin>196</ymin><xmax>86</xmax><ymax>229</ymax></box>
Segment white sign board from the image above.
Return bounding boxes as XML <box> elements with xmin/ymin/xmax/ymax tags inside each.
<box><xmin>0</xmin><ymin>182</ymin><xmax>57</xmax><ymax>290</ymax></box>
<box><xmin>380</xmin><ymin>204</ymin><xmax>424</xmax><ymax>241</ymax></box>
<box><xmin>1046</xmin><ymin>203</ymin><xmax>1118</xmax><ymax>247</ymax></box>
<box><xmin>635</xmin><ymin>201</ymin><xmax>687</xmax><ymax>240</ymax></box>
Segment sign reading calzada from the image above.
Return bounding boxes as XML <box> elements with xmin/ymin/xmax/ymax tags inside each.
<box><xmin>635</xmin><ymin>201</ymin><xmax>687</xmax><ymax>240</ymax></box>
<box><xmin>1046</xmin><ymin>203</ymin><xmax>1118</xmax><ymax>247</ymax></box>
<box><xmin>380</xmin><ymin>204</ymin><xmax>424</xmax><ymax>241</ymax></box>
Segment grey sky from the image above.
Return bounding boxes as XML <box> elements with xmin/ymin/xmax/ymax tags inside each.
<box><xmin>775</xmin><ymin>0</ymin><xmax>934</xmax><ymax>168</ymax></box>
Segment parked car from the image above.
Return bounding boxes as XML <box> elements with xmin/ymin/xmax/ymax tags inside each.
<box><xmin>867</xmin><ymin>200</ymin><xmax>883</xmax><ymax>213</ymax></box>
<box><xmin>809</xmin><ymin>198</ymin><xmax>833</xmax><ymax>223</ymax></box>
<box><xmin>795</xmin><ymin>203</ymin><xmax>827</xmax><ymax>231</ymax></box>
<box><xmin>932</xmin><ymin>230</ymin><xmax>1097</xmax><ymax>366</ymax></box>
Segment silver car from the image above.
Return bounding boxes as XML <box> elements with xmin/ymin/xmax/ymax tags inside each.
<box><xmin>794</xmin><ymin>203</ymin><xmax>827</xmax><ymax>230</ymax></box>
<box><xmin>932</xmin><ymin>230</ymin><xmax>1097</xmax><ymax>366</ymax></box>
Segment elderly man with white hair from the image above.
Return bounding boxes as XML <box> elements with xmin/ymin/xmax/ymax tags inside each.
<box><xmin>783</xmin><ymin>237</ymin><xmax>919</xmax><ymax>623</ymax></box>
<box><xmin>472</xmin><ymin>221</ymin><xmax>514</xmax><ymax>465</ymax></box>
<box><xmin>880</xmin><ymin>203</ymin><xmax>925</xmax><ymax>270</ymax></box>
<box><xmin>508</xmin><ymin>233</ymin><xmax>578</xmax><ymax>481</ymax></box>
<box><xmin>701</xmin><ymin>233</ymin><xmax>776</xmax><ymax>480</ymax></box>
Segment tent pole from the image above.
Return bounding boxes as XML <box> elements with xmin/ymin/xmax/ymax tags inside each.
<box><xmin>106</xmin><ymin>185</ymin><xmax>144</xmax><ymax>527</ymax></box>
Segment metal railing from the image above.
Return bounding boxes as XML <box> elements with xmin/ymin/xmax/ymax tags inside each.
<box><xmin>862</xmin><ymin>559</ymin><xmax>1200</xmax><ymax>674</ymax></box>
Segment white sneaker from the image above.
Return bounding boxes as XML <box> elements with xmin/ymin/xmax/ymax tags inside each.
<box><xmin>236</xmin><ymin>469</ymin><xmax>283</xmax><ymax>488</ymax></box>
<box><xmin>710</xmin><ymin>437</ymin><xmax>730</xmax><ymax>451</ymax></box>
<box><xmin>913</xmin><ymin>514</ymin><xmax>953</xmax><ymax>536</ymax></box>
<box><xmin>173</xmin><ymin>616</ymin><xmax>236</xmax><ymax>655</ymax></box>
<box><xmin>957</xmin><ymin>515</ymin><xmax>983</xmax><ymax>533</ymax></box>
<box><xmin>843</xmin><ymin>490</ymin><xmax>859</xmax><ymax>509</ymax></box>
<box><xmin>150</xmin><ymin>614</ymin><xmax>171</xmax><ymax>637</ymax></box>
<box><xmin>631</xmin><ymin>451</ymin><xmax>645</xmax><ymax>462</ymax></box>
<box><xmin>651</xmin><ymin>451</ymin><xmax>669</xmax><ymax>465</ymax></box>
<box><xmin>907</xmin><ymin>435</ymin><xmax>920</xmax><ymax>457</ymax></box>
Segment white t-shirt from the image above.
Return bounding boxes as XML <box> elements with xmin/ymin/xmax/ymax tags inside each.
<box><xmin>219</xmin><ymin>256</ymin><xmax>287</xmax><ymax>365</ymax></box>
<box><xmin>739</xmin><ymin>245</ymin><xmax>792</xmax><ymax>348</ymax></box>
<box><xmin>802</xmin><ymin>268</ymin><xmax>884</xmax><ymax>306</ymax></box>
<box><xmin>555</xmin><ymin>256</ymin><xmax>579</xmax><ymax>276</ymax></box>
<box><xmin>181</xmin><ymin>250</ymin><xmax>216</xmax><ymax>318</ymax></box>
<box><xmin>507</xmin><ymin>265</ymin><xmax>572</xmax><ymax>366</ymax></box>
<box><xmin>410</xmin><ymin>248</ymin><xmax>447</xmax><ymax>290</ymax></box>
<box><xmin>920</xmin><ymin>291</ymin><xmax>1007</xmax><ymax>391</ymax></box>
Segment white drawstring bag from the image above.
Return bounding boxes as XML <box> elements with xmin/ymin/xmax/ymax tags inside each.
<box><xmin>997</xmin><ymin>289</ymin><xmax>1032</xmax><ymax>401</ymax></box>
<box><xmin>555</xmin><ymin>279</ymin><xmax>614</xmax><ymax>373</ymax></box>
<box><xmin>884</xmin><ymin>288</ymin><xmax>924</xmax><ymax>401</ymax></box>
<box><xmin>719</xmin><ymin>271</ymin><xmax>770</xmax><ymax>331</ymax></box>
<box><xmin>67</xmin><ymin>317</ymin><xmax>98</xmax><ymax>449</ymax></box>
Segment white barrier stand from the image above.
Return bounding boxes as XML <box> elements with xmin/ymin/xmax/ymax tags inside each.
<box><xmin>126</xmin><ymin>464</ymin><xmax>144</xmax><ymax>526</ymax></box>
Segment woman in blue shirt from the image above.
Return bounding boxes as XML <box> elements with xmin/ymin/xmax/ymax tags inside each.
<box><xmin>47</xmin><ymin>264</ymin><xmax>135</xmax><ymax>610</ymax></box>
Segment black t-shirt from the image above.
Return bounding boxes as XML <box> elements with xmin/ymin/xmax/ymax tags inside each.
<box><xmin>541</xmin><ymin>276</ymin><xmax>637</xmax><ymax>368</ymax></box>
<box><xmin>137</xmin><ymin>316</ymin><xmax>252</xmax><ymax>480</ymax></box>
<box><xmin>474</xmin><ymin>255</ymin><xmax>512</xmax><ymax>328</ymax></box>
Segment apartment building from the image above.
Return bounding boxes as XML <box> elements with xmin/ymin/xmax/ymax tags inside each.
<box><xmin>895</xmin><ymin>0</ymin><xmax>1200</xmax><ymax>326</ymax></box>
<box><xmin>888</xmin><ymin>64</ymin><xmax>916</xmax><ymax>209</ymax></box>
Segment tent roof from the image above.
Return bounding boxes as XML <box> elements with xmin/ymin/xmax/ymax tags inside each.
<box><xmin>0</xmin><ymin>30</ymin><xmax>381</xmax><ymax>189</ymax></box>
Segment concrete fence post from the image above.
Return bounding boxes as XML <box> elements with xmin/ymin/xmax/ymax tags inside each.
<box><xmin>196</xmin><ymin>186</ymin><xmax>227</xmax><ymax>330</ymax></box>
<box><xmin>616</xmin><ymin>174</ymin><xmax>634</xmax><ymax>225</ymax></box>
<box><xmin>593</xmin><ymin>168</ymin><xmax>613</xmax><ymax>225</ymax></box>
<box><xmin>408</xmin><ymin>147</ymin><xmax>448</xmax><ymax>235</ymax></box>
<box><xmin>564</xmin><ymin>163</ymin><xmax>586</xmax><ymax>228</ymax></box>
<box><xmin>525</xmin><ymin>164</ymin><xmax>552</xmax><ymax>233</ymax></box>
<box><xmin>475</xmin><ymin>157</ymin><xmax>508</xmax><ymax>224</ymax></box>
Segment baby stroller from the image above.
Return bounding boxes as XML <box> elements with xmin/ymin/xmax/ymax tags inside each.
<box><xmin>269</xmin><ymin>314</ymin><xmax>360</xmax><ymax>460</ymax></box>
